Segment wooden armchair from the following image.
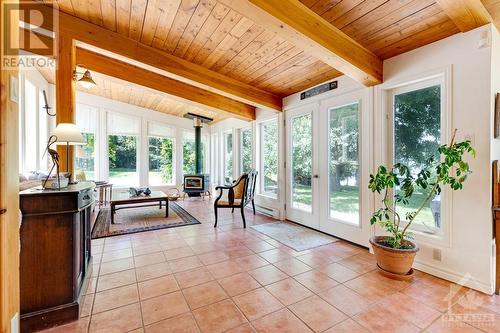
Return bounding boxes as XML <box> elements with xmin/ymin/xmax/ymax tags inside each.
<box><xmin>214</xmin><ymin>170</ymin><xmax>258</xmax><ymax>228</ymax></box>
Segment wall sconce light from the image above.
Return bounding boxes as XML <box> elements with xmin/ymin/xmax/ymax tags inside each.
<box><xmin>73</xmin><ymin>69</ymin><xmax>97</xmax><ymax>89</ymax></box>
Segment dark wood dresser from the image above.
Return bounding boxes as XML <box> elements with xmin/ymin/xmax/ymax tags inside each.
<box><xmin>19</xmin><ymin>182</ymin><xmax>95</xmax><ymax>332</ymax></box>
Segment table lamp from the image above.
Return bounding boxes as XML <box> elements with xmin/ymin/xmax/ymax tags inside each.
<box><xmin>52</xmin><ymin>123</ymin><xmax>86</xmax><ymax>176</ymax></box>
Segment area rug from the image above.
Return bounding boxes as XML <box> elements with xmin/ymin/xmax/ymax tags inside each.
<box><xmin>251</xmin><ymin>222</ymin><xmax>338</xmax><ymax>251</ymax></box>
<box><xmin>92</xmin><ymin>201</ymin><xmax>201</xmax><ymax>239</ymax></box>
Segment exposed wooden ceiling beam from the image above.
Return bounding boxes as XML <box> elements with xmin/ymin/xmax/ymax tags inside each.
<box><xmin>76</xmin><ymin>48</ymin><xmax>256</xmax><ymax>121</ymax></box>
<box><xmin>19</xmin><ymin>28</ymin><xmax>256</xmax><ymax>121</ymax></box>
<box><xmin>217</xmin><ymin>0</ymin><xmax>383</xmax><ymax>86</ymax></box>
<box><xmin>19</xmin><ymin>3</ymin><xmax>282</xmax><ymax>111</ymax></box>
<box><xmin>436</xmin><ymin>0</ymin><xmax>492</xmax><ymax>32</ymax></box>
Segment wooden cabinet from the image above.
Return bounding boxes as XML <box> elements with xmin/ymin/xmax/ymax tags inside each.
<box><xmin>19</xmin><ymin>182</ymin><xmax>95</xmax><ymax>332</ymax></box>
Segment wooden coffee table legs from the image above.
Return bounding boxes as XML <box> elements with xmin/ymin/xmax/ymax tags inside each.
<box><xmin>110</xmin><ymin>203</ymin><xmax>115</xmax><ymax>224</ymax></box>
<box><xmin>110</xmin><ymin>199</ymin><xmax>169</xmax><ymax>224</ymax></box>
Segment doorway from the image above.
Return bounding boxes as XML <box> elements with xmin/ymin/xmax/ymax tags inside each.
<box><xmin>285</xmin><ymin>90</ymin><xmax>372</xmax><ymax>246</ymax></box>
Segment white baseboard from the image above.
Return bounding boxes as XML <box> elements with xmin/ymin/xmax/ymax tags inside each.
<box><xmin>255</xmin><ymin>204</ymin><xmax>280</xmax><ymax>219</ymax></box>
<box><xmin>413</xmin><ymin>260</ymin><xmax>494</xmax><ymax>294</ymax></box>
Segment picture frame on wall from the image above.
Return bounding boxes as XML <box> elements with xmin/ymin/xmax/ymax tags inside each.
<box><xmin>496</xmin><ymin>93</ymin><xmax>500</xmax><ymax>138</ymax></box>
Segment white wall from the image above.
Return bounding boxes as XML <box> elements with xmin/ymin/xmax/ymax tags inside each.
<box><xmin>266</xmin><ymin>25</ymin><xmax>496</xmax><ymax>293</ymax></box>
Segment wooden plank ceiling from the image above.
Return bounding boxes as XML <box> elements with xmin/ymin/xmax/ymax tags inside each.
<box><xmin>38</xmin><ymin>65</ymin><xmax>229</xmax><ymax>123</ymax></box>
<box><xmin>52</xmin><ymin>0</ymin><xmax>464</xmax><ymax>98</ymax></box>
<box><xmin>482</xmin><ymin>0</ymin><xmax>500</xmax><ymax>28</ymax></box>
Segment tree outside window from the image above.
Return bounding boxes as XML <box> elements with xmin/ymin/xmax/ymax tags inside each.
<box><xmin>329</xmin><ymin>103</ymin><xmax>360</xmax><ymax>224</ymax></box>
<box><xmin>261</xmin><ymin>120</ymin><xmax>278</xmax><ymax>197</ymax></box>
<box><xmin>240</xmin><ymin>128</ymin><xmax>252</xmax><ymax>173</ymax></box>
<box><xmin>149</xmin><ymin>136</ymin><xmax>174</xmax><ymax>185</ymax></box>
<box><xmin>394</xmin><ymin>84</ymin><xmax>442</xmax><ymax>228</ymax></box>
<box><xmin>108</xmin><ymin>135</ymin><xmax>138</xmax><ymax>185</ymax></box>
<box><xmin>224</xmin><ymin>132</ymin><xmax>233</xmax><ymax>183</ymax></box>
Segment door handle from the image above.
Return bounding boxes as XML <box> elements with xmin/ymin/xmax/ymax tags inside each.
<box><xmin>0</xmin><ymin>208</ymin><xmax>6</xmax><ymax>215</ymax></box>
<box><xmin>313</xmin><ymin>175</ymin><xmax>319</xmax><ymax>179</ymax></box>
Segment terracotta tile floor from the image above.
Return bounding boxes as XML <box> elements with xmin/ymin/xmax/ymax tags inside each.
<box><xmin>39</xmin><ymin>198</ymin><xmax>499</xmax><ymax>333</ymax></box>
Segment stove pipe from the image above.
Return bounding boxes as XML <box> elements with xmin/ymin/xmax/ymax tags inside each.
<box><xmin>193</xmin><ymin>117</ymin><xmax>203</xmax><ymax>174</ymax></box>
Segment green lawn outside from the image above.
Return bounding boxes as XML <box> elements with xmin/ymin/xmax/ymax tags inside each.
<box><xmin>109</xmin><ymin>169</ymin><xmax>138</xmax><ymax>186</ymax></box>
<box><xmin>292</xmin><ymin>184</ymin><xmax>436</xmax><ymax>227</ymax></box>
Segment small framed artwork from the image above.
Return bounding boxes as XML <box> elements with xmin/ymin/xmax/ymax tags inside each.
<box><xmin>9</xmin><ymin>75</ymin><xmax>18</xmax><ymax>103</ymax></box>
<box><xmin>496</xmin><ymin>93</ymin><xmax>500</xmax><ymax>138</ymax></box>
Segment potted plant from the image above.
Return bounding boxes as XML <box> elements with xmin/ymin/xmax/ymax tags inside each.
<box><xmin>368</xmin><ymin>129</ymin><xmax>475</xmax><ymax>276</ymax></box>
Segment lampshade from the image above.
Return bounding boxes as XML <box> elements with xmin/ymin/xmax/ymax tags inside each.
<box><xmin>52</xmin><ymin>123</ymin><xmax>86</xmax><ymax>145</ymax></box>
<box><xmin>78</xmin><ymin>70</ymin><xmax>97</xmax><ymax>89</ymax></box>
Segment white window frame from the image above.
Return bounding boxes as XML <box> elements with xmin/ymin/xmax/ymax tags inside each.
<box><xmin>258</xmin><ymin>117</ymin><xmax>279</xmax><ymax>199</ymax></box>
<box><xmin>386</xmin><ymin>73</ymin><xmax>452</xmax><ymax>245</ymax></box>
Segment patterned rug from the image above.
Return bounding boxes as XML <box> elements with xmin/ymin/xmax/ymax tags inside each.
<box><xmin>251</xmin><ymin>222</ymin><xmax>338</xmax><ymax>251</ymax></box>
<box><xmin>91</xmin><ymin>201</ymin><xmax>201</xmax><ymax>239</ymax></box>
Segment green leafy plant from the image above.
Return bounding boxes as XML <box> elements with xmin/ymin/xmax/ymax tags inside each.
<box><xmin>368</xmin><ymin>129</ymin><xmax>475</xmax><ymax>249</ymax></box>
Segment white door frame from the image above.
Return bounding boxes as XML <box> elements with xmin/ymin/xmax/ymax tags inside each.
<box><xmin>318</xmin><ymin>89</ymin><xmax>372</xmax><ymax>246</ymax></box>
<box><xmin>284</xmin><ymin>89</ymin><xmax>373</xmax><ymax>247</ymax></box>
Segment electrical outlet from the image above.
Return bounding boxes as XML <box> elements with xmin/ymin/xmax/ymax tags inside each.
<box><xmin>432</xmin><ymin>248</ymin><xmax>442</xmax><ymax>261</ymax></box>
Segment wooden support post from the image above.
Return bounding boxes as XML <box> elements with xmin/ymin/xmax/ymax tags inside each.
<box><xmin>1</xmin><ymin>1</ymin><xmax>21</xmax><ymax>331</ymax></box>
<box><xmin>55</xmin><ymin>34</ymin><xmax>76</xmax><ymax>174</ymax></box>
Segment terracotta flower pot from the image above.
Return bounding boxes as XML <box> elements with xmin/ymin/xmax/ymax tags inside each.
<box><xmin>369</xmin><ymin>236</ymin><xmax>419</xmax><ymax>275</ymax></box>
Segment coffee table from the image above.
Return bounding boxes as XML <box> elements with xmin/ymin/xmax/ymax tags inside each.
<box><xmin>110</xmin><ymin>191</ymin><xmax>169</xmax><ymax>224</ymax></box>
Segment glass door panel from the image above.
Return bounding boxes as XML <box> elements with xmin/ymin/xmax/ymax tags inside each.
<box><xmin>329</xmin><ymin>103</ymin><xmax>360</xmax><ymax>225</ymax></box>
<box><xmin>291</xmin><ymin>114</ymin><xmax>313</xmax><ymax>212</ymax></box>
<box><xmin>286</xmin><ymin>106</ymin><xmax>318</xmax><ymax>229</ymax></box>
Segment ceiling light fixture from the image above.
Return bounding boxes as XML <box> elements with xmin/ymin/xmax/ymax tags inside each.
<box><xmin>73</xmin><ymin>68</ymin><xmax>97</xmax><ymax>89</ymax></box>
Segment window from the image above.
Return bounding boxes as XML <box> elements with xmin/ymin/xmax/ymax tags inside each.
<box><xmin>75</xmin><ymin>104</ymin><xmax>97</xmax><ymax>180</ymax></box>
<box><xmin>290</xmin><ymin>113</ymin><xmax>312</xmax><ymax>211</ymax></box>
<box><xmin>391</xmin><ymin>79</ymin><xmax>443</xmax><ymax>231</ymax></box>
<box><xmin>19</xmin><ymin>76</ymin><xmax>51</xmax><ymax>173</ymax></box>
<box><xmin>24</xmin><ymin>79</ymin><xmax>38</xmax><ymax>172</ymax></box>
<box><xmin>182</xmin><ymin>131</ymin><xmax>207</xmax><ymax>174</ymax></box>
<box><xmin>148</xmin><ymin>123</ymin><xmax>175</xmax><ymax>185</ymax></box>
<box><xmin>223</xmin><ymin>131</ymin><xmax>233</xmax><ymax>183</ymax></box>
<box><xmin>211</xmin><ymin>133</ymin><xmax>219</xmax><ymax>184</ymax></box>
<box><xmin>107</xmin><ymin>113</ymin><xmax>139</xmax><ymax>186</ymax></box>
<box><xmin>183</xmin><ymin>132</ymin><xmax>195</xmax><ymax>174</ymax></box>
<box><xmin>260</xmin><ymin>119</ymin><xmax>278</xmax><ymax>197</ymax></box>
<box><xmin>329</xmin><ymin>102</ymin><xmax>360</xmax><ymax>224</ymax></box>
<box><xmin>240</xmin><ymin>127</ymin><xmax>252</xmax><ymax>174</ymax></box>
<box><xmin>39</xmin><ymin>90</ymin><xmax>49</xmax><ymax>170</ymax></box>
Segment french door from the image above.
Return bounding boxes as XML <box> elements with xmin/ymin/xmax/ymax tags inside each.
<box><xmin>285</xmin><ymin>105</ymin><xmax>319</xmax><ymax>229</ymax></box>
<box><xmin>285</xmin><ymin>90</ymin><xmax>371</xmax><ymax>246</ymax></box>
